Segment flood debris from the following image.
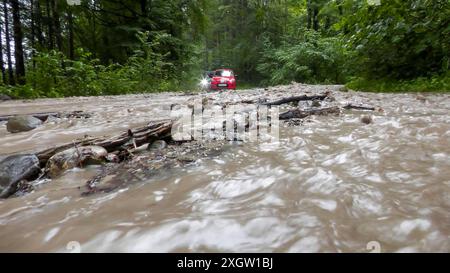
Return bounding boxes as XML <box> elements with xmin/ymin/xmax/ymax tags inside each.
<box><xmin>344</xmin><ymin>104</ymin><xmax>376</xmax><ymax>111</ymax></box>
<box><xmin>82</xmin><ymin>140</ymin><xmax>224</xmax><ymax>196</ymax></box>
<box><xmin>312</xmin><ymin>100</ymin><xmax>322</xmax><ymax>108</ymax></box>
<box><xmin>0</xmin><ymin>94</ymin><xmax>12</xmax><ymax>101</ymax></box>
<box><xmin>148</xmin><ymin>140</ymin><xmax>168</xmax><ymax>151</ymax></box>
<box><xmin>0</xmin><ymin>86</ymin><xmax>386</xmax><ymax>199</ymax></box>
<box><xmin>35</xmin><ymin>120</ymin><xmax>173</xmax><ymax>167</ymax></box>
<box><xmin>416</xmin><ymin>95</ymin><xmax>427</xmax><ymax>103</ymax></box>
<box><xmin>45</xmin><ymin>146</ymin><xmax>109</xmax><ymax>178</ymax></box>
<box><xmin>0</xmin><ymin>110</ymin><xmax>91</xmax><ymax>123</ymax></box>
<box><xmin>285</xmin><ymin>119</ymin><xmax>305</xmax><ymax>127</ymax></box>
<box><xmin>261</xmin><ymin>94</ymin><xmax>329</xmax><ymax>106</ymax></box>
<box><xmin>279</xmin><ymin>106</ymin><xmax>341</xmax><ymax>120</ymax></box>
<box><xmin>361</xmin><ymin>116</ymin><xmax>373</xmax><ymax>125</ymax></box>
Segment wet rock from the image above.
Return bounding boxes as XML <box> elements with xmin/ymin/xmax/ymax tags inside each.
<box><xmin>148</xmin><ymin>140</ymin><xmax>168</xmax><ymax>151</ymax></box>
<box><xmin>416</xmin><ymin>95</ymin><xmax>427</xmax><ymax>103</ymax></box>
<box><xmin>326</xmin><ymin>96</ymin><xmax>336</xmax><ymax>102</ymax></box>
<box><xmin>257</xmin><ymin>98</ymin><xmax>268</xmax><ymax>104</ymax></box>
<box><xmin>178</xmin><ymin>155</ymin><xmax>196</xmax><ymax>163</ymax></box>
<box><xmin>46</xmin><ymin>146</ymin><xmax>108</xmax><ymax>178</ymax></box>
<box><xmin>339</xmin><ymin>86</ymin><xmax>349</xmax><ymax>92</ymax></box>
<box><xmin>312</xmin><ymin>100</ymin><xmax>322</xmax><ymax>108</ymax></box>
<box><xmin>0</xmin><ymin>94</ymin><xmax>12</xmax><ymax>101</ymax></box>
<box><xmin>361</xmin><ymin>116</ymin><xmax>373</xmax><ymax>125</ymax></box>
<box><xmin>285</xmin><ymin>119</ymin><xmax>304</xmax><ymax>127</ymax></box>
<box><xmin>11</xmin><ymin>180</ymin><xmax>35</xmax><ymax>197</ymax></box>
<box><xmin>83</xmin><ymin>141</ymin><xmax>225</xmax><ymax>196</ymax></box>
<box><xmin>6</xmin><ymin>115</ymin><xmax>43</xmax><ymax>133</ymax></box>
<box><xmin>105</xmin><ymin>153</ymin><xmax>120</xmax><ymax>163</ymax></box>
<box><xmin>0</xmin><ymin>155</ymin><xmax>41</xmax><ymax>198</ymax></box>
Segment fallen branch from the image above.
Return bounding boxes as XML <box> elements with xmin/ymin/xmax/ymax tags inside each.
<box><xmin>279</xmin><ymin>107</ymin><xmax>341</xmax><ymax>120</ymax></box>
<box><xmin>0</xmin><ymin>111</ymin><xmax>91</xmax><ymax>122</ymax></box>
<box><xmin>262</xmin><ymin>94</ymin><xmax>328</xmax><ymax>106</ymax></box>
<box><xmin>36</xmin><ymin>120</ymin><xmax>173</xmax><ymax>166</ymax></box>
<box><xmin>343</xmin><ymin>104</ymin><xmax>376</xmax><ymax>111</ymax></box>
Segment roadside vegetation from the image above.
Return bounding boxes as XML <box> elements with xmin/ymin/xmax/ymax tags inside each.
<box><xmin>0</xmin><ymin>0</ymin><xmax>449</xmax><ymax>99</ymax></box>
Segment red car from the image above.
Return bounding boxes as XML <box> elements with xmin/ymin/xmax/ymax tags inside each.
<box><xmin>209</xmin><ymin>69</ymin><xmax>237</xmax><ymax>91</ymax></box>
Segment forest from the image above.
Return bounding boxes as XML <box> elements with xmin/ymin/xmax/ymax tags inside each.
<box><xmin>0</xmin><ymin>0</ymin><xmax>449</xmax><ymax>98</ymax></box>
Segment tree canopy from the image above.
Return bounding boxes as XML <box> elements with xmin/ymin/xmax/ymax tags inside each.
<box><xmin>0</xmin><ymin>0</ymin><xmax>449</xmax><ymax>97</ymax></box>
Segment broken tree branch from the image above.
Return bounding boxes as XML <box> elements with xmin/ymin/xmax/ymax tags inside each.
<box><xmin>343</xmin><ymin>104</ymin><xmax>376</xmax><ymax>111</ymax></box>
<box><xmin>279</xmin><ymin>107</ymin><xmax>341</xmax><ymax>120</ymax></box>
<box><xmin>36</xmin><ymin>120</ymin><xmax>173</xmax><ymax>166</ymax></box>
<box><xmin>0</xmin><ymin>111</ymin><xmax>91</xmax><ymax>122</ymax></box>
<box><xmin>262</xmin><ymin>94</ymin><xmax>329</xmax><ymax>106</ymax></box>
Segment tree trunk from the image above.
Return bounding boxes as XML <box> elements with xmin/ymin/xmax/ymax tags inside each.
<box><xmin>30</xmin><ymin>0</ymin><xmax>36</xmax><ymax>71</ymax></box>
<box><xmin>3</xmin><ymin>0</ymin><xmax>14</xmax><ymax>85</ymax></box>
<box><xmin>30</xmin><ymin>0</ymin><xmax>35</xmax><ymax>48</ymax></box>
<box><xmin>10</xmin><ymin>0</ymin><xmax>26</xmax><ymax>85</ymax></box>
<box><xmin>51</xmin><ymin>0</ymin><xmax>62</xmax><ymax>52</ymax></box>
<box><xmin>0</xmin><ymin>14</ymin><xmax>6</xmax><ymax>84</ymax></box>
<box><xmin>90</xmin><ymin>0</ymin><xmax>97</xmax><ymax>58</ymax></box>
<box><xmin>307</xmin><ymin>0</ymin><xmax>312</xmax><ymax>29</ymax></box>
<box><xmin>34</xmin><ymin>0</ymin><xmax>44</xmax><ymax>48</ymax></box>
<box><xmin>46</xmin><ymin>0</ymin><xmax>54</xmax><ymax>49</ymax></box>
<box><xmin>140</xmin><ymin>0</ymin><xmax>147</xmax><ymax>15</ymax></box>
<box><xmin>312</xmin><ymin>6</ymin><xmax>319</xmax><ymax>31</ymax></box>
<box><xmin>67</xmin><ymin>7</ymin><xmax>75</xmax><ymax>59</ymax></box>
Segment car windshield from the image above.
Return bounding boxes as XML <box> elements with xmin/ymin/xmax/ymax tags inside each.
<box><xmin>215</xmin><ymin>70</ymin><xmax>232</xmax><ymax>77</ymax></box>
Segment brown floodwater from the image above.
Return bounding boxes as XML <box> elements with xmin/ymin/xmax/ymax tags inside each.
<box><xmin>0</xmin><ymin>84</ymin><xmax>449</xmax><ymax>253</ymax></box>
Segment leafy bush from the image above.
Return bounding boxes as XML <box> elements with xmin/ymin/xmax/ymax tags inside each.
<box><xmin>257</xmin><ymin>30</ymin><xmax>349</xmax><ymax>85</ymax></box>
<box><xmin>340</xmin><ymin>0</ymin><xmax>450</xmax><ymax>80</ymax></box>
<box><xmin>1</xmin><ymin>31</ymin><xmax>201</xmax><ymax>99</ymax></box>
<box><xmin>26</xmin><ymin>49</ymin><xmax>106</xmax><ymax>97</ymax></box>
<box><xmin>347</xmin><ymin>72</ymin><xmax>450</xmax><ymax>92</ymax></box>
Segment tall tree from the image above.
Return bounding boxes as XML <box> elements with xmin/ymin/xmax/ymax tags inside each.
<box><xmin>45</xmin><ymin>0</ymin><xmax>54</xmax><ymax>49</ymax></box>
<box><xmin>51</xmin><ymin>0</ymin><xmax>62</xmax><ymax>52</ymax></box>
<box><xmin>34</xmin><ymin>0</ymin><xmax>44</xmax><ymax>47</ymax></box>
<box><xmin>0</xmin><ymin>16</ymin><xmax>5</xmax><ymax>84</ymax></box>
<box><xmin>10</xmin><ymin>0</ymin><xmax>26</xmax><ymax>84</ymax></box>
<box><xmin>67</xmin><ymin>5</ymin><xmax>74</xmax><ymax>59</ymax></box>
<box><xmin>3</xmin><ymin>0</ymin><xmax>14</xmax><ymax>85</ymax></box>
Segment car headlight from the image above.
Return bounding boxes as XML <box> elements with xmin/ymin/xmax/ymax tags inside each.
<box><xmin>200</xmin><ymin>78</ymin><xmax>209</xmax><ymax>87</ymax></box>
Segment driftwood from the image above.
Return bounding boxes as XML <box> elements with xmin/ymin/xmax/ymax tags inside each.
<box><xmin>343</xmin><ymin>104</ymin><xmax>376</xmax><ymax>111</ymax></box>
<box><xmin>262</xmin><ymin>94</ymin><xmax>329</xmax><ymax>106</ymax></box>
<box><xmin>0</xmin><ymin>111</ymin><xmax>91</xmax><ymax>122</ymax></box>
<box><xmin>279</xmin><ymin>106</ymin><xmax>341</xmax><ymax>120</ymax></box>
<box><xmin>36</xmin><ymin>120</ymin><xmax>173</xmax><ymax>166</ymax></box>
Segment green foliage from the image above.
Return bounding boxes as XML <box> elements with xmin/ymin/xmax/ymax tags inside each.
<box><xmin>2</xmin><ymin>0</ymin><xmax>449</xmax><ymax>97</ymax></box>
<box><xmin>347</xmin><ymin>73</ymin><xmax>450</xmax><ymax>93</ymax></box>
<box><xmin>257</xmin><ymin>30</ymin><xmax>349</xmax><ymax>85</ymax></box>
<box><xmin>3</xmin><ymin>32</ymin><xmax>200</xmax><ymax>98</ymax></box>
<box><xmin>340</xmin><ymin>0</ymin><xmax>450</xmax><ymax>80</ymax></box>
<box><xmin>124</xmin><ymin>31</ymin><xmax>174</xmax><ymax>92</ymax></box>
<box><xmin>205</xmin><ymin>0</ymin><xmax>288</xmax><ymax>82</ymax></box>
<box><xmin>25</xmin><ymin>49</ymin><xmax>106</xmax><ymax>97</ymax></box>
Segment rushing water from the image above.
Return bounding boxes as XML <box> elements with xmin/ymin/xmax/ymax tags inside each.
<box><xmin>1</xmin><ymin>84</ymin><xmax>450</xmax><ymax>253</ymax></box>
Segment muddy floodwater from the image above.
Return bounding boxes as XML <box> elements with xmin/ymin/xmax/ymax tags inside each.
<box><xmin>1</xmin><ymin>84</ymin><xmax>450</xmax><ymax>253</ymax></box>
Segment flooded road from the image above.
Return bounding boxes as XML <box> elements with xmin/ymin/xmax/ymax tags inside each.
<box><xmin>1</xmin><ymin>84</ymin><xmax>450</xmax><ymax>252</ymax></box>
